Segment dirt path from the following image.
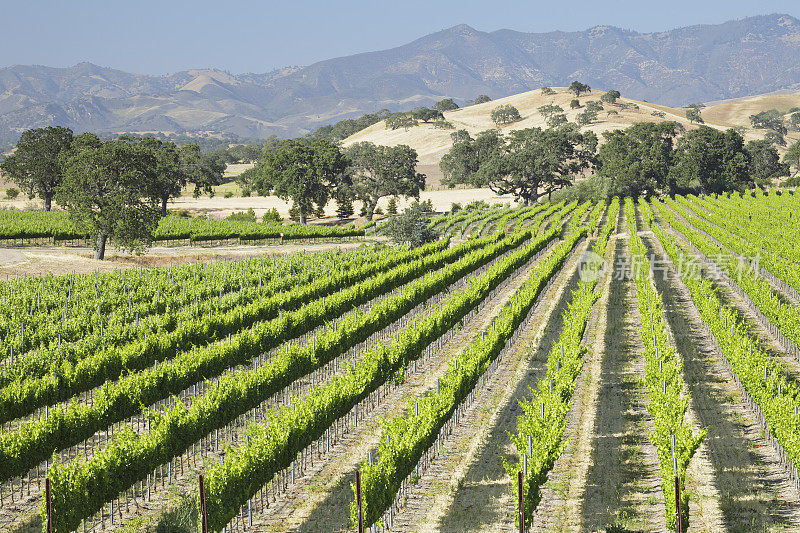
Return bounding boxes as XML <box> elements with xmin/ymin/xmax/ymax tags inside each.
<box><xmin>645</xmin><ymin>217</ymin><xmax>800</xmax><ymax>532</ymax></box>
<box><xmin>243</xmin><ymin>239</ymin><xmax>572</xmax><ymax>532</ymax></box>
<box><xmin>393</xmin><ymin>239</ymin><xmax>591</xmax><ymax>533</ymax></box>
<box><xmin>556</xmin><ymin>228</ymin><xmax>663</xmax><ymax>533</ymax></box>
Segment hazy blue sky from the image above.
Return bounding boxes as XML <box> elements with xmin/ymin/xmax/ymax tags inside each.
<box><xmin>1</xmin><ymin>0</ymin><xmax>798</xmax><ymax>74</ymax></box>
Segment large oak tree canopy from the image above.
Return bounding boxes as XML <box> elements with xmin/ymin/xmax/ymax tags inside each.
<box><xmin>244</xmin><ymin>138</ymin><xmax>347</xmax><ymax>224</ymax></box>
<box><xmin>345</xmin><ymin>142</ymin><xmax>425</xmax><ymax>221</ymax></box>
<box><xmin>598</xmin><ymin>122</ymin><xmax>679</xmax><ymax>198</ymax></box>
<box><xmin>57</xmin><ymin>133</ymin><xmax>161</xmax><ymax>260</ymax></box>
<box><xmin>440</xmin><ymin>126</ymin><xmax>596</xmax><ymax>205</ymax></box>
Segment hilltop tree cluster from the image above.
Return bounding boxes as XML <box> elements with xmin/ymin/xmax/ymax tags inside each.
<box><xmin>1</xmin><ymin>127</ymin><xmax>224</xmax><ymax>259</ymax></box>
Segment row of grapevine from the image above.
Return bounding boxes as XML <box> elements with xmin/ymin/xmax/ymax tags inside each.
<box><xmin>627</xmin><ymin>197</ymin><xmax>705</xmax><ymax>531</ymax></box>
<box><xmin>1</xmin><ymin>242</ymin><xmax>441</xmax><ymax>384</ymax></box>
<box><xmin>0</xmin><ymin>209</ymin><xmax>363</xmax><ymax>243</ymax></box>
<box><xmin>656</xmin><ymin>198</ymin><xmax>800</xmax><ymax>360</ymax></box>
<box><xmin>475</xmin><ymin>205</ymin><xmax>529</xmax><ymax>235</ymax></box>
<box><xmin>458</xmin><ymin>205</ymin><xmax>510</xmax><ymax>236</ymax></box>
<box><xmin>651</xmin><ymin>216</ymin><xmax>800</xmax><ymax>503</ymax></box>
<box><xmin>0</xmin><ymin>235</ymin><xmax>504</xmax><ymax>483</ymax></box>
<box><xmin>1</xmin><ymin>244</ymin><xmax>401</xmax><ymax>375</ymax></box>
<box><xmin>505</xmin><ymin>198</ymin><xmax>619</xmax><ymax>530</ymax></box>
<box><xmin>0</xmin><ymin>239</ymin><xmax>460</xmax><ymax>425</ymax></box>
<box><xmin>674</xmin><ymin>194</ymin><xmax>800</xmax><ymax>301</ymax></box>
<box><xmin>701</xmin><ymin>191</ymin><xmax>800</xmax><ymax>268</ymax></box>
<box><xmin>196</xmin><ymin>205</ymin><xmax>583</xmax><ymax>532</ymax></box>
<box><xmin>351</xmin><ymin>202</ymin><xmax>594</xmax><ymax>529</ymax></box>
<box><xmin>434</xmin><ymin>206</ymin><xmax>490</xmax><ymax>234</ymax></box>
<box><xmin>42</xmin><ymin>221</ymin><xmax>559</xmax><ymax>532</ymax></box>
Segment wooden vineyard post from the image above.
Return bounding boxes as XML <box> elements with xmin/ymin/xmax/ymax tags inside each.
<box><xmin>356</xmin><ymin>470</ymin><xmax>364</xmax><ymax>533</ymax></box>
<box><xmin>199</xmin><ymin>474</ymin><xmax>208</xmax><ymax>533</ymax></box>
<box><xmin>45</xmin><ymin>478</ymin><xmax>52</xmax><ymax>533</ymax></box>
<box><xmin>675</xmin><ymin>475</ymin><xmax>682</xmax><ymax>533</ymax></box>
<box><xmin>518</xmin><ymin>470</ymin><xmax>524</xmax><ymax>533</ymax></box>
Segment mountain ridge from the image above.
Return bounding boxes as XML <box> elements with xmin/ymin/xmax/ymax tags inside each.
<box><xmin>0</xmin><ymin>13</ymin><xmax>799</xmax><ymax>140</ymax></box>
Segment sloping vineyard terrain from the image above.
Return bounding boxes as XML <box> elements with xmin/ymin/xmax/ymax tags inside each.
<box><xmin>2</xmin><ymin>192</ymin><xmax>800</xmax><ymax>532</ymax></box>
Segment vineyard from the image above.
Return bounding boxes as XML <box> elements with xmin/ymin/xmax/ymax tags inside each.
<box><xmin>0</xmin><ymin>210</ymin><xmax>363</xmax><ymax>246</ymax></box>
<box><xmin>3</xmin><ymin>190</ymin><xmax>800</xmax><ymax>533</ymax></box>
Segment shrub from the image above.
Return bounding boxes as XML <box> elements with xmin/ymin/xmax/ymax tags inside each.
<box><xmin>382</xmin><ymin>201</ymin><xmax>439</xmax><ymax>247</ymax></box>
<box><xmin>387</xmin><ymin>197</ymin><xmax>398</xmax><ymax>215</ymax></box>
<box><xmin>5</xmin><ymin>188</ymin><xmax>19</xmax><ymax>199</ymax></box>
<box><xmin>226</xmin><ymin>208</ymin><xmax>256</xmax><ymax>222</ymax></box>
<box><xmin>262</xmin><ymin>208</ymin><xmax>281</xmax><ymax>224</ymax></box>
<box><xmin>224</xmin><ymin>191</ymin><xmax>234</xmax><ymax>198</ymax></box>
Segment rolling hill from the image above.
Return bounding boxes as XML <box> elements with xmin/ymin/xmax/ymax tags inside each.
<box><xmin>341</xmin><ymin>87</ymin><xmax>800</xmax><ymax>187</ymax></box>
<box><xmin>0</xmin><ymin>14</ymin><xmax>799</xmax><ymax>141</ymax></box>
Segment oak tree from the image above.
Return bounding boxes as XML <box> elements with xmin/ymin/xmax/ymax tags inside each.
<box><xmin>1</xmin><ymin>126</ymin><xmax>74</xmax><ymax>211</ymax></box>
<box><xmin>57</xmin><ymin>134</ymin><xmax>160</xmax><ymax>259</ymax></box>
<box><xmin>568</xmin><ymin>81</ymin><xmax>591</xmax><ymax>98</ymax></box>
<box><xmin>434</xmin><ymin>98</ymin><xmax>459</xmax><ymax>111</ymax></box>
<box><xmin>345</xmin><ymin>142</ymin><xmax>425</xmax><ymax>221</ymax></box>
<box><xmin>491</xmin><ymin>105</ymin><xmax>522</xmax><ymax>125</ymax></box>
<box><xmin>245</xmin><ymin>139</ymin><xmax>347</xmax><ymax>224</ymax></box>
<box><xmin>598</xmin><ymin>122</ymin><xmax>679</xmax><ymax>197</ymax></box>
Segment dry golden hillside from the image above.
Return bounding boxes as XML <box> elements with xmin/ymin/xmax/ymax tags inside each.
<box><xmin>343</xmin><ymin>88</ymin><xmax>800</xmax><ymax>175</ymax></box>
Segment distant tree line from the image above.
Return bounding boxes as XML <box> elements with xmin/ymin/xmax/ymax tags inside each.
<box><xmin>440</xmin><ymin>120</ymin><xmax>790</xmax><ymax>203</ymax></box>
<box><xmin>599</xmin><ymin>123</ymin><xmax>789</xmax><ymax>196</ymax></box>
<box><xmin>309</xmin><ymin>110</ymin><xmax>393</xmax><ymax>142</ymax></box>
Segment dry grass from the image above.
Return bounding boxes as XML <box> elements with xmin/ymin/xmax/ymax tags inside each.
<box><xmin>168</xmin><ymin>187</ymin><xmax>515</xmax><ymax>220</ymax></box>
<box><xmin>343</xmin><ymin>87</ymin><xmax>800</xmax><ymax>165</ymax></box>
